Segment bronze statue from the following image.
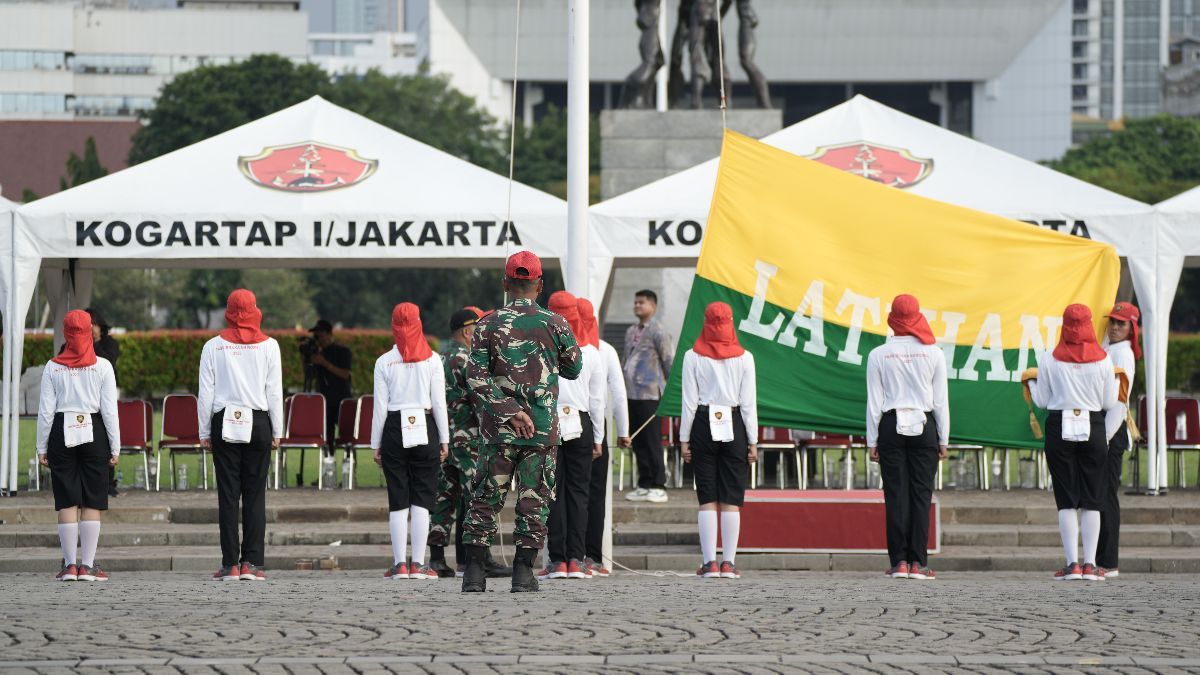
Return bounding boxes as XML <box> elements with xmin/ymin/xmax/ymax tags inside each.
<box><xmin>666</xmin><ymin>0</ymin><xmax>772</xmax><ymax>110</ymax></box>
<box><xmin>688</xmin><ymin>0</ymin><xmax>732</xmax><ymax>109</ymax></box>
<box><xmin>728</xmin><ymin>0</ymin><xmax>772</xmax><ymax>109</ymax></box>
<box><xmin>619</xmin><ymin>0</ymin><xmax>665</xmax><ymax>108</ymax></box>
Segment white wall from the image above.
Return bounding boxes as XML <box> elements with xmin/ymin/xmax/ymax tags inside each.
<box><xmin>425</xmin><ymin>0</ymin><xmax>511</xmax><ymax>123</ymax></box>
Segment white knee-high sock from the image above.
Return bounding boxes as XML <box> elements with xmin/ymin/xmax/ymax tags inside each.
<box><xmin>78</xmin><ymin>521</ymin><xmax>100</xmax><ymax>567</ymax></box>
<box><xmin>57</xmin><ymin>523</ymin><xmax>78</xmax><ymax>567</ymax></box>
<box><xmin>409</xmin><ymin>506</ymin><xmax>430</xmax><ymax>565</ymax></box>
<box><xmin>698</xmin><ymin>511</ymin><xmax>718</xmax><ymax>563</ymax></box>
<box><xmin>1080</xmin><ymin>509</ymin><xmax>1101</xmax><ymax>565</ymax></box>
<box><xmin>1057</xmin><ymin>509</ymin><xmax>1079</xmax><ymax>565</ymax></box>
<box><xmin>720</xmin><ymin>511</ymin><xmax>741</xmax><ymax>564</ymax></box>
<box><xmin>389</xmin><ymin>509</ymin><xmax>409</xmax><ymax>565</ymax></box>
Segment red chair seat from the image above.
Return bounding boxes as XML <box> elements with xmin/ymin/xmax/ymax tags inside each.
<box><xmin>281</xmin><ymin>436</ymin><xmax>325</xmax><ymax>446</ymax></box>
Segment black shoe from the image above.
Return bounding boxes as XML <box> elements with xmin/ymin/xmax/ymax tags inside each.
<box><xmin>461</xmin><ymin>545</ymin><xmax>487</xmax><ymax>593</ymax></box>
<box><xmin>429</xmin><ymin>557</ymin><xmax>456</xmax><ymax>579</ymax></box>
<box><xmin>510</xmin><ymin>547</ymin><xmax>538</xmax><ymax>593</ymax></box>
<box><xmin>485</xmin><ymin>551</ymin><xmax>513</xmax><ymax>578</ymax></box>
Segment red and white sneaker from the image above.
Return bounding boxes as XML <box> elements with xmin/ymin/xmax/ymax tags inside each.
<box><xmin>887</xmin><ymin>562</ymin><xmax>909</xmax><ymax>579</ymax></box>
<box><xmin>409</xmin><ymin>563</ymin><xmax>439</xmax><ymax>580</ymax></box>
<box><xmin>1102</xmin><ymin>568</ymin><xmax>1119</xmax><ymax>578</ymax></box>
<box><xmin>719</xmin><ymin>561</ymin><xmax>741</xmax><ymax>579</ymax></box>
<box><xmin>214</xmin><ymin>565</ymin><xmax>239</xmax><ymax>581</ymax></box>
<box><xmin>239</xmin><ymin>563</ymin><xmax>266</xmax><ymax>581</ymax></box>
<box><xmin>1081</xmin><ymin>563</ymin><xmax>1105</xmax><ymax>581</ymax></box>
<box><xmin>584</xmin><ymin>557</ymin><xmax>611</xmax><ymax>578</ymax></box>
<box><xmin>1054</xmin><ymin>563</ymin><xmax>1083</xmax><ymax>581</ymax></box>
<box><xmin>55</xmin><ymin>563</ymin><xmax>78</xmax><ymax>582</ymax></box>
<box><xmin>697</xmin><ymin>561</ymin><xmax>720</xmax><ymax>578</ymax></box>
<box><xmin>77</xmin><ymin>563</ymin><xmax>108</xmax><ymax>582</ymax></box>
<box><xmin>908</xmin><ymin>563</ymin><xmax>935</xmax><ymax>580</ymax></box>
<box><xmin>567</xmin><ymin>559</ymin><xmax>588</xmax><ymax>579</ymax></box>
<box><xmin>384</xmin><ymin>562</ymin><xmax>409</xmax><ymax>580</ymax></box>
<box><xmin>549</xmin><ymin>561</ymin><xmax>569</xmax><ymax>579</ymax></box>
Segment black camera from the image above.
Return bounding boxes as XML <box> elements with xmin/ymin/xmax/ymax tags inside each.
<box><xmin>298</xmin><ymin>336</ymin><xmax>320</xmax><ymax>359</ymax></box>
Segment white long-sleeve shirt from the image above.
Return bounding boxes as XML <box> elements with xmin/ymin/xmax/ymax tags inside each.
<box><xmin>1104</xmin><ymin>340</ymin><xmax>1136</xmax><ymax>442</ymax></box>
<box><xmin>1027</xmin><ymin>350</ymin><xmax>1122</xmax><ymax>441</ymax></box>
<box><xmin>558</xmin><ymin>344</ymin><xmax>607</xmax><ymax>444</ymax></box>
<box><xmin>197</xmin><ymin>336</ymin><xmax>284</xmax><ymax>440</ymax></box>
<box><xmin>36</xmin><ymin>359</ymin><xmax>121</xmax><ymax>456</ymax></box>
<box><xmin>599</xmin><ymin>339</ymin><xmax>630</xmax><ymax>438</ymax></box>
<box><xmin>371</xmin><ymin>348</ymin><xmax>450</xmax><ymax>449</ymax></box>
<box><xmin>865</xmin><ymin>336</ymin><xmax>950</xmax><ymax>447</ymax></box>
<box><xmin>679</xmin><ymin>349</ymin><xmax>758</xmax><ymax>443</ymax></box>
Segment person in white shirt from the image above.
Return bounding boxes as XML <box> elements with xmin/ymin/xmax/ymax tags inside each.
<box><xmin>372</xmin><ymin>303</ymin><xmax>450</xmax><ymax>581</ymax></box>
<box><xmin>38</xmin><ymin>310</ymin><xmax>121</xmax><ymax>582</ymax></box>
<box><xmin>579</xmin><ymin>297</ymin><xmax>630</xmax><ymax>579</ymax></box>
<box><xmin>1098</xmin><ymin>302</ymin><xmax>1140</xmax><ymax>577</ymax></box>
<box><xmin>866</xmin><ymin>294</ymin><xmax>949</xmax><ymax>581</ymax></box>
<box><xmin>540</xmin><ymin>291</ymin><xmax>606</xmax><ymax>581</ymax></box>
<box><xmin>680</xmin><ymin>302</ymin><xmax>757</xmax><ymax>580</ymax></box>
<box><xmin>198</xmin><ymin>289</ymin><xmax>283</xmax><ymax>582</ymax></box>
<box><xmin>1023</xmin><ymin>303</ymin><xmax>1123</xmax><ymax>582</ymax></box>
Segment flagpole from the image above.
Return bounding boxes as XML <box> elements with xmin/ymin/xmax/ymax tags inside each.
<box><xmin>566</xmin><ymin>0</ymin><xmax>589</xmax><ymax>296</ymax></box>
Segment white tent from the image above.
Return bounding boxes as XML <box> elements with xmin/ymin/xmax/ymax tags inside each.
<box><xmin>591</xmin><ymin>95</ymin><xmax>1167</xmax><ymax>487</ymax></box>
<box><xmin>1</xmin><ymin>194</ymin><xmax>20</xmax><ymax>494</ymax></box>
<box><xmin>1</xmin><ymin>95</ymin><xmax>611</xmax><ymax>492</ymax></box>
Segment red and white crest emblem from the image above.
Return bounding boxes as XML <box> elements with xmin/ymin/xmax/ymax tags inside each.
<box><xmin>806</xmin><ymin>141</ymin><xmax>933</xmax><ymax>189</ymax></box>
<box><xmin>238</xmin><ymin>141</ymin><xmax>378</xmax><ymax>192</ymax></box>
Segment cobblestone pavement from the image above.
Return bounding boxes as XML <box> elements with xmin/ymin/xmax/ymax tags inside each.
<box><xmin>1</xmin><ymin>572</ymin><xmax>1199</xmax><ymax>673</ymax></box>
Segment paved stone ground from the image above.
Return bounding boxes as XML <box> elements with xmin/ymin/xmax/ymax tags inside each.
<box><xmin>1</xmin><ymin>572</ymin><xmax>1199</xmax><ymax>673</ymax></box>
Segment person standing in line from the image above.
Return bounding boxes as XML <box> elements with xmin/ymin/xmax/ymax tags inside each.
<box><xmin>1024</xmin><ymin>304</ymin><xmax>1123</xmax><ymax>582</ymax></box>
<box><xmin>38</xmin><ymin>310</ymin><xmax>121</xmax><ymax>582</ymax></box>
<box><xmin>539</xmin><ymin>291</ymin><xmax>606</xmax><ymax>581</ymax></box>
<box><xmin>460</xmin><ymin>251</ymin><xmax>582</xmax><ymax>593</ymax></box>
<box><xmin>680</xmin><ymin>302</ymin><xmax>757</xmax><ymax>580</ymax></box>
<box><xmin>578</xmin><ymin>297</ymin><xmax>630</xmax><ymax>578</ymax></box>
<box><xmin>624</xmin><ymin>290</ymin><xmax>675</xmax><ymax>503</ymax></box>
<box><xmin>372</xmin><ymin>303</ymin><xmax>450</xmax><ymax>581</ymax></box>
<box><xmin>199</xmin><ymin>289</ymin><xmax>283</xmax><ymax>582</ymax></box>
<box><xmin>1098</xmin><ymin>302</ymin><xmax>1140</xmax><ymax>578</ymax></box>
<box><xmin>866</xmin><ymin>295</ymin><xmax>950</xmax><ymax>581</ymax></box>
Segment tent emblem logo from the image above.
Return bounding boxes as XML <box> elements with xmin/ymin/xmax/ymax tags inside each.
<box><xmin>805</xmin><ymin>141</ymin><xmax>933</xmax><ymax>189</ymax></box>
<box><xmin>238</xmin><ymin>141</ymin><xmax>378</xmax><ymax>193</ymax></box>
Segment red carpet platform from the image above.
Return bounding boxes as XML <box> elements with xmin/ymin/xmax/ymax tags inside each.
<box><xmin>728</xmin><ymin>490</ymin><xmax>940</xmax><ymax>554</ymax></box>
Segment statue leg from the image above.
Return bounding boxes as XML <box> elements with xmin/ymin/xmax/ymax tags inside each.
<box><xmin>669</xmin><ymin>0</ymin><xmax>694</xmax><ymax>106</ymax></box>
<box><xmin>739</xmin><ymin>15</ymin><xmax>770</xmax><ymax>108</ymax></box>
<box><xmin>690</xmin><ymin>1</ymin><xmax>716</xmax><ymax>108</ymax></box>
<box><xmin>620</xmin><ymin>0</ymin><xmax>664</xmax><ymax>108</ymax></box>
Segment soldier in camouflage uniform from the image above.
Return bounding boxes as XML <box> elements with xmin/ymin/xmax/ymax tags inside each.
<box><xmin>428</xmin><ymin>307</ymin><xmax>512</xmax><ymax>579</ymax></box>
<box><xmin>461</xmin><ymin>251</ymin><xmax>583</xmax><ymax>593</ymax></box>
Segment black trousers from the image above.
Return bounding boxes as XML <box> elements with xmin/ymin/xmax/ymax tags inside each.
<box><xmin>380</xmin><ymin>412</ymin><xmax>440</xmax><ymax>511</ymax></box>
<box><xmin>690</xmin><ymin>406</ymin><xmax>750</xmax><ymax>507</ymax></box>
<box><xmin>212</xmin><ymin>410</ymin><xmax>272</xmax><ymax>568</ymax></box>
<box><xmin>586</xmin><ymin>436</ymin><xmax>610</xmax><ymax>561</ymax></box>
<box><xmin>548</xmin><ymin>413</ymin><xmax>595</xmax><ymax>563</ymax></box>
<box><xmin>1043</xmin><ymin>411</ymin><xmax>1107</xmax><ymax>511</ymax></box>
<box><xmin>1098</xmin><ymin>421</ymin><xmax>1130</xmax><ymax>569</ymax></box>
<box><xmin>877</xmin><ymin>410</ymin><xmax>939</xmax><ymax>568</ymax></box>
<box><xmin>47</xmin><ymin>413</ymin><xmax>113</xmax><ymax>511</ymax></box>
<box><xmin>628</xmin><ymin>399</ymin><xmax>666</xmax><ymax>489</ymax></box>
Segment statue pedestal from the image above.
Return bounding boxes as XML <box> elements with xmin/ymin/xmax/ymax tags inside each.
<box><xmin>599</xmin><ymin>108</ymin><xmax>782</xmax><ymax>200</ymax></box>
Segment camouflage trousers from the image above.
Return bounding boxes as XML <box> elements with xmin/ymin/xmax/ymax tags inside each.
<box><xmin>462</xmin><ymin>443</ymin><xmax>557</xmax><ymax>549</ymax></box>
<box><xmin>428</xmin><ymin>442</ymin><xmax>477</xmax><ymax>548</ymax></box>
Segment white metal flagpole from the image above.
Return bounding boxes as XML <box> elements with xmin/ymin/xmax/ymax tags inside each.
<box><xmin>566</xmin><ymin>0</ymin><xmax>589</xmax><ymax>296</ymax></box>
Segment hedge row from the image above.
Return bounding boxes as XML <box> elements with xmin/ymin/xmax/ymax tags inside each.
<box><xmin>9</xmin><ymin>331</ymin><xmax>432</xmax><ymax>399</ymax></box>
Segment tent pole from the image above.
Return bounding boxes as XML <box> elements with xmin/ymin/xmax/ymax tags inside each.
<box><xmin>1</xmin><ymin>211</ymin><xmax>11</xmax><ymax>495</ymax></box>
<box><xmin>566</xmin><ymin>0</ymin><xmax>589</xmax><ymax>296</ymax></box>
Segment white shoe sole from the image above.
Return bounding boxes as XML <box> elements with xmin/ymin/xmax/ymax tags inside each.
<box><xmin>219</xmin><ymin>576</ymin><xmax>240</xmax><ymax>581</ymax></box>
<box><xmin>411</xmin><ymin>574</ymin><xmax>436</xmax><ymax>580</ymax></box>
<box><xmin>645</xmin><ymin>495</ymin><xmax>668</xmax><ymax>503</ymax></box>
<box><xmin>548</xmin><ymin>572</ymin><xmax>568</xmax><ymax>579</ymax></box>
<box><xmin>908</xmin><ymin>574</ymin><xmax>927</xmax><ymax>580</ymax></box>
<box><xmin>56</xmin><ymin>576</ymin><xmax>77</xmax><ymax>582</ymax></box>
<box><xmin>890</xmin><ymin>573</ymin><xmax>909</xmax><ymax>579</ymax></box>
<box><xmin>1054</xmin><ymin>574</ymin><xmax>1082</xmax><ymax>581</ymax></box>
<box><xmin>567</xmin><ymin>572</ymin><xmax>587</xmax><ymax>579</ymax></box>
<box><xmin>1105</xmin><ymin>570</ymin><xmax>1119</xmax><ymax>578</ymax></box>
<box><xmin>625</xmin><ymin>493</ymin><xmax>649</xmax><ymax>502</ymax></box>
<box><xmin>720</xmin><ymin>573</ymin><xmax>740</xmax><ymax>579</ymax></box>
<box><xmin>1082</xmin><ymin>574</ymin><xmax>1104</xmax><ymax>581</ymax></box>
<box><xmin>701</xmin><ymin>572</ymin><xmax>721</xmax><ymax>578</ymax></box>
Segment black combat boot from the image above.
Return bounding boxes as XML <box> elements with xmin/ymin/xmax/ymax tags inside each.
<box><xmin>510</xmin><ymin>547</ymin><xmax>539</xmax><ymax>593</ymax></box>
<box><xmin>460</xmin><ymin>545</ymin><xmax>487</xmax><ymax>593</ymax></box>
<box><xmin>429</xmin><ymin>546</ymin><xmax>455</xmax><ymax>579</ymax></box>
<box><xmin>485</xmin><ymin>550</ymin><xmax>513</xmax><ymax>578</ymax></box>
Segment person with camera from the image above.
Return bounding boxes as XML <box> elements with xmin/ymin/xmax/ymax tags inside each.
<box><xmin>302</xmin><ymin>320</ymin><xmax>352</xmax><ymax>455</ymax></box>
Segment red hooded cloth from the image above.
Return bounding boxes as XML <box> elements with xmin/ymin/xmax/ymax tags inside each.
<box><xmin>693</xmin><ymin>302</ymin><xmax>745</xmax><ymax>360</ymax></box>
<box><xmin>575</xmin><ymin>297</ymin><xmax>600</xmax><ymax>348</ymax></box>
<box><xmin>1106</xmin><ymin>302</ymin><xmax>1142</xmax><ymax>360</ymax></box>
<box><xmin>887</xmin><ymin>294</ymin><xmax>935</xmax><ymax>345</ymax></box>
<box><xmin>1054</xmin><ymin>304</ymin><xmax>1107</xmax><ymax>364</ymax></box>
<box><xmin>220</xmin><ymin>289</ymin><xmax>268</xmax><ymax>345</ymax></box>
<box><xmin>548</xmin><ymin>291</ymin><xmax>585</xmax><ymax>341</ymax></box>
<box><xmin>392</xmin><ymin>303</ymin><xmax>433</xmax><ymax>362</ymax></box>
<box><xmin>53</xmin><ymin>310</ymin><xmax>97</xmax><ymax>368</ymax></box>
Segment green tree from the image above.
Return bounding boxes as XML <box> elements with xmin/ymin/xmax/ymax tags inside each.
<box><xmin>88</xmin><ymin>269</ymin><xmax>164</xmax><ymax>330</ymax></box>
<box><xmin>162</xmin><ymin>270</ymin><xmax>242</xmax><ymax>329</ymax></box>
<box><xmin>243</xmin><ymin>269</ymin><xmax>317</xmax><ymax>330</ymax></box>
<box><xmin>60</xmin><ymin>136</ymin><xmax>108</xmax><ymax>190</ymax></box>
<box><xmin>513</xmin><ymin>104</ymin><xmax>601</xmax><ymax>201</ymax></box>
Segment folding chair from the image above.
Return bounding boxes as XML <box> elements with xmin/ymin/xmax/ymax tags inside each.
<box><xmin>117</xmin><ymin>399</ymin><xmax>153</xmax><ymax>491</ymax></box>
<box><xmin>801</xmin><ymin>433</ymin><xmax>854</xmax><ymax>489</ymax></box>
<box><xmin>157</xmin><ymin>394</ymin><xmax>206</xmax><ymax>491</ymax></box>
<box><xmin>663</xmin><ymin>417</ymin><xmax>684</xmax><ymax>488</ymax></box>
<box><xmin>278</xmin><ymin>393</ymin><xmax>327</xmax><ymax>489</ymax></box>
<box><xmin>1166</xmin><ymin>397</ymin><xmax>1200</xmax><ymax>488</ymax></box>
<box><xmin>752</xmin><ymin>426</ymin><xmax>800</xmax><ymax>489</ymax></box>
<box><xmin>937</xmin><ymin>445</ymin><xmax>989</xmax><ymax>490</ymax></box>
<box><xmin>340</xmin><ymin>395</ymin><xmax>375</xmax><ymax>489</ymax></box>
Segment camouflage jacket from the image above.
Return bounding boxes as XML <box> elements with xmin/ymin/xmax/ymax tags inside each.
<box><xmin>467</xmin><ymin>297</ymin><xmax>583</xmax><ymax>446</ymax></box>
<box><xmin>441</xmin><ymin>339</ymin><xmax>478</xmax><ymax>448</ymax></box>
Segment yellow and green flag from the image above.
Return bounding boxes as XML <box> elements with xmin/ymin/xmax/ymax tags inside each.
<box><xmin>659</xmin><ymin>131</ymin><xmax>1119</xmax><ymax>449</ymax></box>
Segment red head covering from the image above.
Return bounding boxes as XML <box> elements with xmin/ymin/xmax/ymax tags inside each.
<box><xmin>53</xmin><ymin>310</ymin><xmax>97</xmax><ymax>368</ymax></box>
<box><xmin>220</xmin><ymin>289</ymin><xmax>268</xmax><ymax>345</ymax></box>
<box><xmin>1054</xmin><ymin>304</ymin><xmax>1108</xmax><ymax>364</ymax></box>
<box><xmin>575</xmin><ymin>297</ymin><xmax>600</xmax><ymax>348</ymax></box>
<box><xmin>693</xmin><ymin>302</ymin><xmax>745</xmax><ymax>360</ymax></box>
<box><xmin>1106</xmin><ymin>302</ymin><xmax>1142</xmax><ymax>360</ymax></box>
<box><xmin>887</xmin><ymin>294</ymin><xmax>935</xmax><ymax>345</ymax></box>
<box><xmin>548</xmin><ymin>290</ymin><xmax>585</xmax><ymax>341</ymax></box>
<box><xmin>392</xmin><ymin>303</ymin><xmax>433</xmax><ymax>362</ymax></box>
